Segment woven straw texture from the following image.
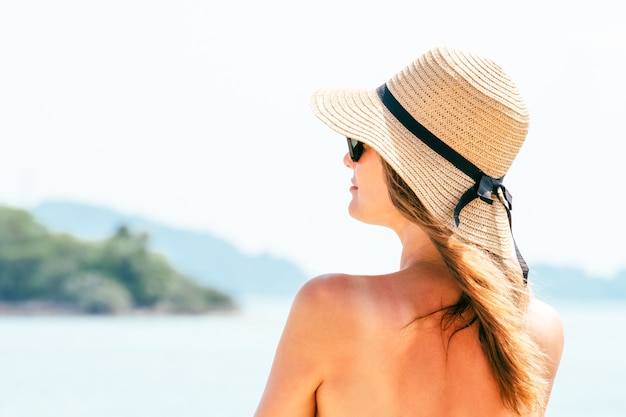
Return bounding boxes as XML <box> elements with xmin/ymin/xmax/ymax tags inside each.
<box><xmin>310</xmin><ymin>46</ymin><xmax>529</xmax><ymax>258</ymax></box>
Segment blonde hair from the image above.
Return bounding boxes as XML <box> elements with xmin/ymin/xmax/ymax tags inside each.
<box><xmin>382</xmin><ymin>159</ymin><xmax>548</xmax><ymax>415</ymax></box>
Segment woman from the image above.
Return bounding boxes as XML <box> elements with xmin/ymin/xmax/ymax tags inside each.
<box><xmin>254</xmin><ymin>46</ymin><xmax>564</xmax><ymax>417</ymax></box>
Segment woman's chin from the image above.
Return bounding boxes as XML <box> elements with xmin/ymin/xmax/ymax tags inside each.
<box><xmin>348</xmin><ymin>203</ymin><xmax>375</xmax><ymax>225</ymax></box>
<box><xmin>347</xmin><ymin>201</ymin><xmax>360</xmax><ymax>219</ymax></box>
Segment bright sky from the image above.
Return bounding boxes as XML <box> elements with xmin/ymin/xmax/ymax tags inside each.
<box><xmin>1</xmin><ymin>0</ymin><xmax>624</xmax><ymax>280</ymax></box>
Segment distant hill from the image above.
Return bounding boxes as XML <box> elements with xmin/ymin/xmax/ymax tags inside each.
<box><xmin>31</xmin><ymin>200</ymin><xmax>626</xmax><ymax>302</ymax></box>
<box><xmin>32</xmin><ymin>200</ymin><xmax>309</xmax><ymax>298</ymax></box>
<box><xmin>530</xmin><ymin>264</ymin><xmax>626</xmax><ymax>303</ymax></box>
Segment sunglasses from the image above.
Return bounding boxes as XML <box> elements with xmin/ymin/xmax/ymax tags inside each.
<box><xmin>347</xmin><ymin>138</ymin><xmax>365</xmax><ymax>162</ymax></box>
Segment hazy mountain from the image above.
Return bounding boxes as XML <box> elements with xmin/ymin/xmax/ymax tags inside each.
<box><xmin>32</xmin><ymin>201</ymin><xmax>309</xmax><ymax>298</ymax></box>
<box><xmin>530</xmin><ymin>264</ymin><xmax>626</xmax><ymax>303</ymax></box>
<box><xmin>31</xmin><ymin>200</ymin><xmax>626</xmax><ymax>302</ymax></box>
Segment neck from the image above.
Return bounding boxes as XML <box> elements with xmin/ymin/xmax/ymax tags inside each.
<box><xmin>394</xmin><ymin>221</ymin><xmax>446</xmax><ymax>271</ymax></box>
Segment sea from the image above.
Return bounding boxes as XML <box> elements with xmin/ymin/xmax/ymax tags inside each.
<box><xmin>0</xmin><ymin>297</ymin><xmax>623</xmax><ymax>417</ymax></box>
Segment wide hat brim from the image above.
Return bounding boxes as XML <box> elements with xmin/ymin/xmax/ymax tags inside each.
<box><xmin>310</xmin><ymin>48</ymin><xmax>526</xmax><ymax>259</ymax></box>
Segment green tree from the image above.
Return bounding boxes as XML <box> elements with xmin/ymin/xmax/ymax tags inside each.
<box><xmin>90</xmin><ymin>226</ymin><xmax>177</xmax><ymax>307</ymax></box>
<box><xmin>59</xmin><ymin>271</ymin><xmax>132</xmax><ymax>314</ymax></box>
<box><xmin>0</xmin><ymin>208</ymin><xmax>51</xmax><ymax>300</ymax></box>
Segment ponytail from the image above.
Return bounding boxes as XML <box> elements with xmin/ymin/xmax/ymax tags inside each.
<box><xmin>383</xmin><ymin>160</ymin><xmax>548</xmax><ymax>415</ymax></box>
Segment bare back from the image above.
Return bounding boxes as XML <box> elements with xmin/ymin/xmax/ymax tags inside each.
<box><xmin>254</xmin><ymin>266</ymin><xmax>563</xmax><ymax>417</ymax></box>
<box><xmin>312</xmin><ymin>267</ymin><xmax>509</xmax><ymax>417</ymax></box>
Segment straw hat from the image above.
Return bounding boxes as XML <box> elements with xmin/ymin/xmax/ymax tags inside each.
<box><xmin>311</xmin><ymin>46</ymin><xmax>529</xmax><ymax>274</ymax></box>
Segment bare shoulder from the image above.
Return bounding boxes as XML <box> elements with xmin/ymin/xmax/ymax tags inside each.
<box><xmin>290</xmin><ymin>273</ymin><xmax>363</xmax><ymax>326</ymax></box>
<box><xmin>286</xmin><ymin>273</ymin><xmax>381</xmax><ymax>344</ymax></box>
<box><xmin>527</xmin><ymin>298</ymin><xmax>565</xmax><ymax>384</ymax></box>
<box><xmin>294</xmin><ymin>273</ymin><xmax>356</xmax><ymax>304</ymax></box>
<box><xmin>528</xmin><ymin>298</ymin><xmax>565</xmax><ymax>349</ymax></box>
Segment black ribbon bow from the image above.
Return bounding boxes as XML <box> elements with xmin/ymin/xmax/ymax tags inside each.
<box><xmin>454</xmin><ymin>174</ymin><xmax>513</xmax><ymax>227</ymax></box>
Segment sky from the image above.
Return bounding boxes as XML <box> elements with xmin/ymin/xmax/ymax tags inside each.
<box><xmin>0</xmin><ymin>0</ymin><xmax>625</xmax><ymax>280</ymax></box>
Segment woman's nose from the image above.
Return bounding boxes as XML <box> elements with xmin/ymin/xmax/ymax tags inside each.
<box><xmin>343</xmin><ymin>152</ymin><xmax>355</xmax><ymax>168</ymax></box>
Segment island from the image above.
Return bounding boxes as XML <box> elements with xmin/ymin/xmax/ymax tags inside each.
<box><xmin>0</xmin><ymin>206</ymin><xmax>235</xmax><ymax>314</ymax></box>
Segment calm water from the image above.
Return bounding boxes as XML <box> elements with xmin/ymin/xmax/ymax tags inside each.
<box><xmin>0</xmin><ymin>297</ymin><xmax>623</xmax><ymax>417</ymax></box>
